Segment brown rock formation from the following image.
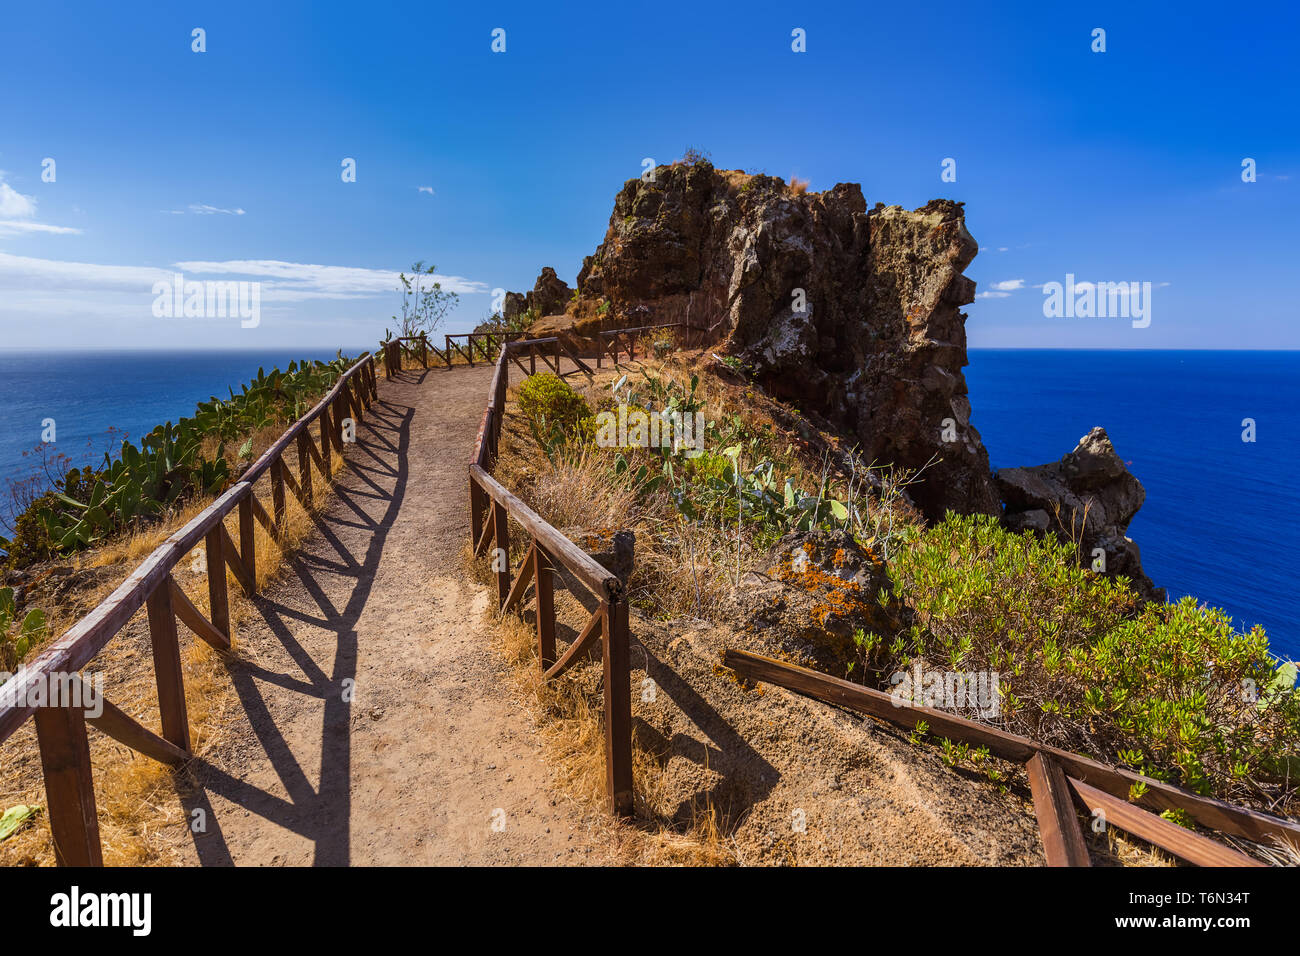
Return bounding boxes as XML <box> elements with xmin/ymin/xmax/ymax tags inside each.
<box><xmin>995</xmin><ymin>427</ymin><xmax>1165</xmax><ymax>603</ymax></box>
<box><xmin>572</xmin><ymin>161</ymin><xmax>997</xmax><ymax>520</ymax></box>
<box><xmin>503</xmin><ymin>266</ymin><xmax>573</xmax><ymax>324</ymax></box>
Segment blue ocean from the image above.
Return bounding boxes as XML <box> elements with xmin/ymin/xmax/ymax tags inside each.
<box><xmin>0</xmin><ymin>348</ymin><xmax>1294</xmax><ymax>658</ymax></box>
<box><xmin>966</xmin><ymin>350</ymin><xmax>1298</xmax><ymax>659</ymax></box>
<box><xmin>0</xmin><ymin>346</ymin><xmax>365</xmax><ymax>522</ymax></box>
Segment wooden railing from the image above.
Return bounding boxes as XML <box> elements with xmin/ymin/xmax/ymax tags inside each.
<box><xmin>595</xmin><ymin>322</ymin><xmax>696</xmax><ymax>368</ymax></box>
<box><xmin>466</xmin><ymin>338</ymin><xmax>633</xmax><ymax>815</ymax></box>
<box><xmin>722</xmin><ymin>650</ymin><xmax>1300</xmax><ymax>867</ymax></box>
<box><xmin>0</xmin><ymin>354</ymin><xmax>378</xmax><ymax>866</ymax></box>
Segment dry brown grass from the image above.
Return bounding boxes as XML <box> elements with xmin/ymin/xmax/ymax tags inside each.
<box><xmin>490</xmin><ymin>353</ymin><xmax>854</xmax><ymax>624</ymax></box>
<box><xmin>462</xmin><ymin>536</ymin><xmax>736</xmax><ymax>866</ymax></box>
<box><xmin>788</xmin><ymin>175</ymin><xmax>810</xmax><ymax>195</ymax></box>
<box><xmin>0</xmin><ymin>407</ymin><xmax>351</xmax><ymax>865</ymax></box>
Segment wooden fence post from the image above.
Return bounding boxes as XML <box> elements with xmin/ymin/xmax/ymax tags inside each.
<box><xmin>34</xmin><ymin>703</ymin><xmax>102</xmax><ymax>866</ymax></box>
<box><xmin>1027</xmin><ymin>753</ymin><xmax>1090</xmax><ymax>866</ymax></box>
<box><xmin>319</xmin><ymin>405</ymin><xmax>332</xmax><ymax>474</ymax></box>
<box><xmin>603</xmin><ymin>599</ymin><xmax>634</xmax><ymax>816</ymax></box>
<box><xmin>146</xmin><ymin>582</ymin><xmax>191</xmax><ymax>754</ymax></box>
<box><xmin>239</xmin><ymin>495</ymin><xmax>256</xmax><ymax>587</ymax></box>
<box><xmin>469</xmin><ymin>481</ymin><xmax>483</xmax><ymax>547</ymax></box>
<box><xmin>296</xmin><ymin>432</ymin><xmax>313</xmax><ymax>510</ymax></box>
<box><xmin>493</xmin><ymin>500</ymin><xmax>509</xmax><ymax>607</ymax></box>
<box><xmin>534</xmin><ymin>543</ymin><xmax>556</xmax><ymax>670</ymax></box>
<box><xmin>205</xmin><ymin>526</ymin><xmax>230</xmax><ymax>637</ymax></box>
<box><xmin>271</xmin><ymin>458</ymin><xmax>287</xmax><ymax>529</ymax></box>
<box><xmin>445</xmin><ymin>334</ymin><xmax>452</xmax><ymax>369</ymax></box>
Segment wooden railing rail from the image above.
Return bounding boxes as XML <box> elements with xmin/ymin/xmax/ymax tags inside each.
<box><xmin>721</xmin><ymin>648</ymin><xmax>1298</xmax><ymax>867</ymax></box>
<box><xmin>595</xmin><ymin>322</ymin><xmax>689</xmax><ymax>368</ymax></box>
<box><xmin>466</xmin><ymin>338</ymin><xmax>634</xmax><ymax>815</ymax></box>
<box><xmin>0</xmin><ymin>352</ymin><xmax>379</xmax><ymax>865</ymax></box>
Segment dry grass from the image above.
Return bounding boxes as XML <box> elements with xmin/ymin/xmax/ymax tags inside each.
<box><xmin>788</xmin><ymin>175</ymin><xmax>810</xmax><ymax>195</ymax></box>
<box><xmin>0</xmin><ymin>407</ymin><xmax>351</xmax><ymax>865</ymax></box>
<box><xmin>490</xmin><ymin>352</ymin><xmax>859</xmax><ymax>624</ymax></box>
<box><xmin>462</xmin><ymin>539</ymin><xmax>736</xmax><ymax>866</ymax></box>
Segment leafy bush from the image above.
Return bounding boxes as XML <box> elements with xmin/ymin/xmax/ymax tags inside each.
<box><xmin>0</xmin><ymin>587</ymin><xmax>46</xmax><ymax>669</ymax></box>
<box><xmin>885</xmin><ymin>512</ymin><xmax>1300</xmax><ymax>805</ymax></box>
<box><xmin>517</xmin><ymin>374</ymin><xmax>592</xmax><ymax>445</ymax></box>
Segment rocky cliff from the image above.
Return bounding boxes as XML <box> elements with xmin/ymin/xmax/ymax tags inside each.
<box><xmin>570</xmin><ymin>160</ymin><xmax>996</xmax><ymax>520</ymax></box>
<box><xmin>506</xmin><ymin>159</ymin><xmax>1161</xmax><ymax>597</ymax></box>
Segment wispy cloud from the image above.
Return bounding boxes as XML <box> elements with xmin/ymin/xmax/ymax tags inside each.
<box><xmin>164</xmin><ymin>204</ymin><xmax>246</xmax><ymax>215</ymax></box>
<box><xmin>0</xmin><ymin>173</ymin><xmax>82</xmax><ymax>237</ymax></box>
<box><xmin>977</xmin><ymin>277</ymin><xmax>1024</xmax><ymax>299</ymax></box>
<box><xmin>417</xmin><ymin>186</ymin><xmax>434</xmax><ymax>195</ymax></box>
<box><xmin>0</xmin><ymin>180</ymin><xmax>37</xmax><ymax>218</ymax></box>
<box><xmin>0</xmin><ymin>253</ymin><xmax>489</xmax><ymax>302</ymax></box>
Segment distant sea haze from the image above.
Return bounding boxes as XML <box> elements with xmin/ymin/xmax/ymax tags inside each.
<box><xmin>0</xmin><ymin>348</ymin><xmax>1294</xmax><ymax>659</ymax></box>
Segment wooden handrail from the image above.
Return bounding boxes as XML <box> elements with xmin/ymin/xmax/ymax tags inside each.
<box><xmin>465</xmin><ymin>333</ymin><xmax>634</xmax><ymax>815</ymax></box>
<box><xmin>0</xmin><ymin>351</ymin><xmax>378</xmax><ymax>864</ymax></box>
<box><xmin>720</xmin><ymin>647</ymin><xmax>1300</xmax><ymax>859</ymax></box>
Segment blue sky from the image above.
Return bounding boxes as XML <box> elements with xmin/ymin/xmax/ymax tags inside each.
<box><xmin>1</xmin><ymin>0</ymin><xmax>1296</xmax><ymax>350</ymax></box>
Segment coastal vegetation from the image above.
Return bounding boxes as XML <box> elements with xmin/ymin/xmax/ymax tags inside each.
<box><xmin>493</xmin><ymin>348</ymin><xmax>1300</xmax><ymax>819</ymax></box>
<box><xmin>0</xmin><ymin>354</ymin><xmax>357</xmax><ymax>666</ymax></box>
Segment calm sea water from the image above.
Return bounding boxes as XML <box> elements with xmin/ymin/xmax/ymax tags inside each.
<box><xmin>0</xmin><ymin>348</ymin><xmax>1294</xmax><ymax>658</ymax></box>
<box><xmin>0</xmin><ymin>347</ymin><xmax>363</xmax><ymax>523</ymax></box>
<box><xmin>966</xmin><ymin>350</ymin><xmax>1298</xmax><ymax>658</ymax></box>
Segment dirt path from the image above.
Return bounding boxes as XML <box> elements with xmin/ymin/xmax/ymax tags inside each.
<box><xmin>177</xmin><ymin>363</ymin><xmax>614</xmax><ymax>865</ymax></box>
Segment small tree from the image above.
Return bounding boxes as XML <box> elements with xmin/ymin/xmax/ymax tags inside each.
<box><xmin>393</xmin><ymin>261</ymin><xmax>458</xmax><ymax>339</ymax></box>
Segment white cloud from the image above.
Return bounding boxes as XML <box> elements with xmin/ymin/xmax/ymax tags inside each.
<box><xmin>0</xmin><ymin>221</ymin><xmax>83</xmax><ymax>237</ymax></box>
<box><xmin>989</xmin><ymin>278</ymin><xmax>1025</xmax><ymax>291</ymax></box>
<box><xmin>0</xmin><ymin>173</ymin><xmax>81</xmax><ymax>237</ymax></box>
<box><xmin>417</xmin><ymin>186</ymin><xmax>434</xmax><ymax>195</ymax></box>
<box><xmin>0</xmin><ymin>253</ymin><xmax>489</xmax><ymax>303</ymax></box>
<box><xmin>188</xmin><ymin>204</ymin><xmax>246</xmax><ymax>215</ymax></box>
<box><xmin>0</xmin><ymin>181</ymin><xmax>37</xmax><ymax>218</ymax></box>
<box><xmin>977</xmin><ymin>291</ymin><xmax>1011</xmax><ymax>299</ymax></box>
<box><xmin>172</xmin><ymin>259</ymin><xmax>488</xmax><ymax>295</ymax></box>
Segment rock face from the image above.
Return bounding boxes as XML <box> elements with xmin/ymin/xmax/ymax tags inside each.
<box><xmin>572</xmin><ymin>160</ymin><xmax>997</xmax><ymax>520</ymax></box>
<box><xmin>995</xmin><ymin>427</ymin><xmax>1164</xmax><ymax>603</ymax></box>
<box><xmin>504</xmin><ymin>266</ymin><xmax>572</xmax><ymax>323</ymax></box>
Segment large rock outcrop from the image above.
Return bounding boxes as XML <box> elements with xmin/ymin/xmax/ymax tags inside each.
<box><xmin>572</xmin><ymin>160</ymin><xmax>997</xmax><ymax>520</ymax></box>
<box><xmin>503</xmin><ymin>266</ymin><xmax>572</xmax><ymax>323</ymax></box>
<box><xmin>995</xmin><ymin>427</ymin><xmax>1164</xmax><ymax>603</ymax></box>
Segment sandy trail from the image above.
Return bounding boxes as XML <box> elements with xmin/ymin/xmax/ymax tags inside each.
<box><xmin>177</xmin><ymin>363</ymin><xmax>612</xmax><ymax>865</ymax></box>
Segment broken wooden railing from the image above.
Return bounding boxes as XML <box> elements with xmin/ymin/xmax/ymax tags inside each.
<box><xmin>721</xmin><ymin>649</ymin><xmax>1299</xmax><ymax>867</ymax></box>
<box><xmin>0</xmin><ymin>353</ymin><xmax>378</xmax><ymax>866</ymax></box>
<box><xmin>467</xmin><ymin>338</ymin><xmax>632</xmax><ymax>815</ymax></box>
<box><xmin>595</xmin><ymin>322</ymin><xmax>690</xmax><ymax>368</ymax></box>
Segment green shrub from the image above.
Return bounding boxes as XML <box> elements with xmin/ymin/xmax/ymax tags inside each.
<box><xmin>1</xmin><ymin>587</ymin><xmax>46</xmax><ymax>670</ymax></box>
<box><xmin>885</xmin><ymin>512</ymin><xmax>1300</xmax><ymax>806</ymax></box>
<box><xmin>514</xmin><ymin>371</ymin><xmax>592</xmax><ymax>439</ymax></box>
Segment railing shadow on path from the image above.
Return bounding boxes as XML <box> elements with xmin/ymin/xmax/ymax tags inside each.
<box><xmin>177</xmin><ymin>397</ymin><xmax>414</xmax><ymax>866</ymax></box>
